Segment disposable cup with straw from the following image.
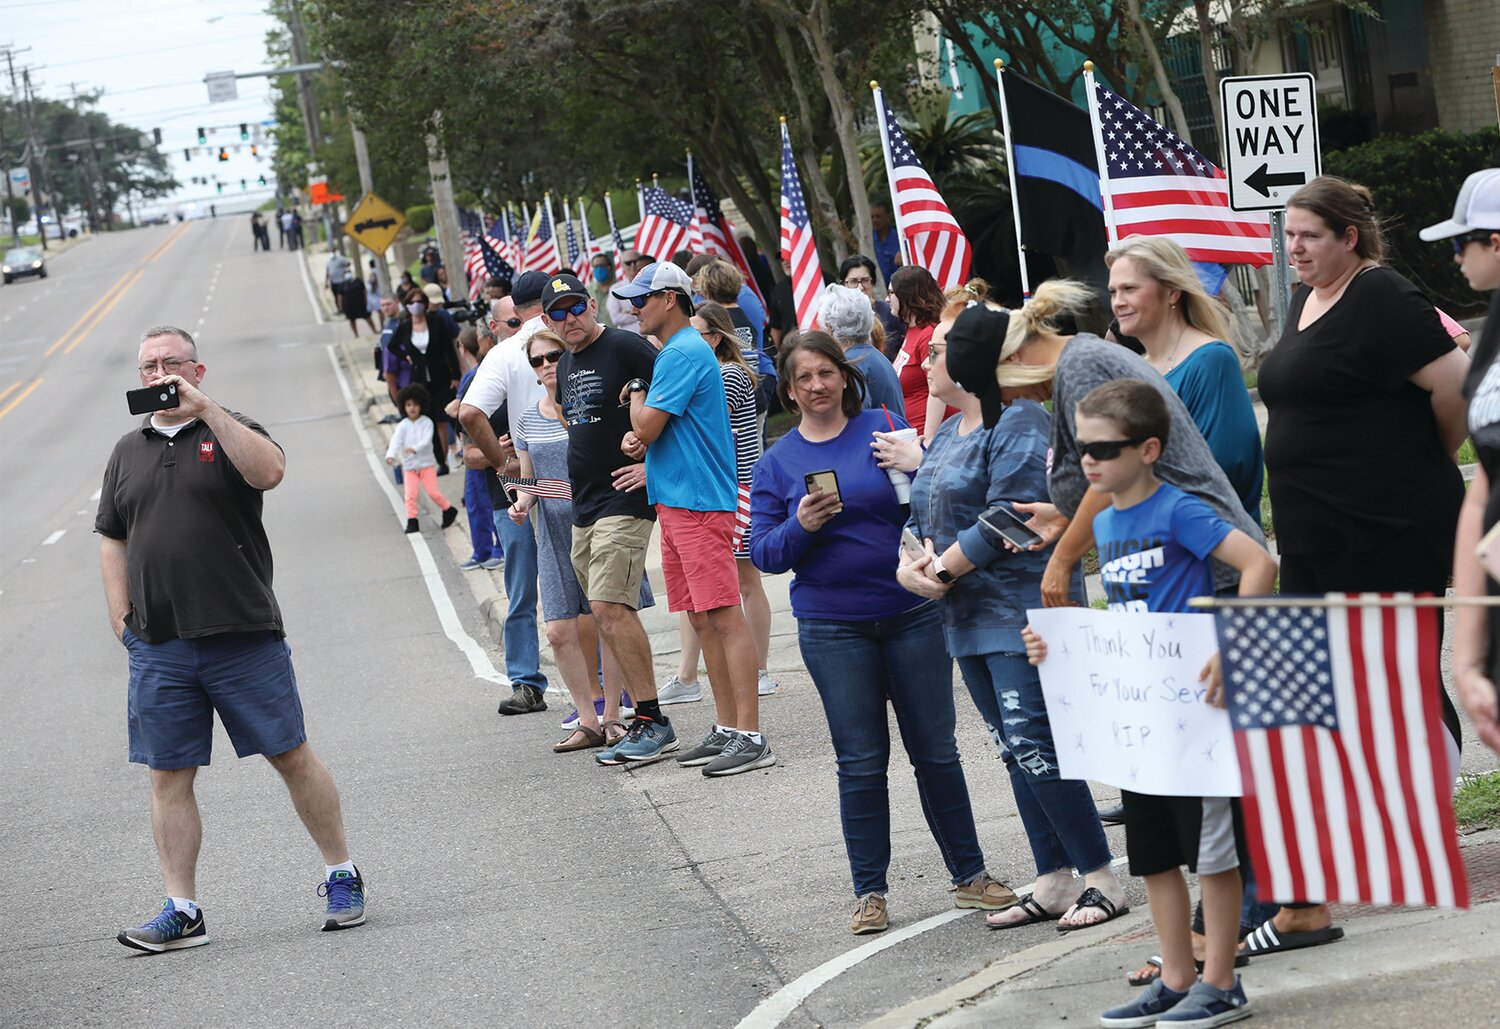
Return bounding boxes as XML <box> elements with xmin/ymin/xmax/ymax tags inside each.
<box><xmin>877</xmin><ymin>404</ymin><xmax>917</xmax><ymax>504</ymax></box>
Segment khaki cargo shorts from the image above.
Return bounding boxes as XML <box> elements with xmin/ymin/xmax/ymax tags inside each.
<box><xmin>570</xmin><ymin>515</ymin><xmax>654</xmax><ymax>608</ymax></box>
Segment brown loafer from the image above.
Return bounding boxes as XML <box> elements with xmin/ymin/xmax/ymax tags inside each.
<box><xmin>553</xmin><ymin>726</ymin><xmax>606</xmax><ymax>753</ymax></box>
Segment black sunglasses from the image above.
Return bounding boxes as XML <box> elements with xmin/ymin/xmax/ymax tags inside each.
<box><xmin>1453</xmin><ymin>230</ymin><xmax>1498</xmax><ymax>254</ymax></box>
<box><xmin>1079</xmin><ymin>436</ymin><xmax>1149</xmax><ymax>461</ymax></box>
<box><xmin>546</xmin><ymin>299</ymin><xmax>589</xmax><ymax>322</ymax></box>
<box><xmin>501</xmin><ymin>317</ymin><xmax>523</xmax><ymax>328</ymax></box>
<box><xmin>528</xmin><ymin>349</ymin><xmax>565</xmax><ymax>368</ymax></box>
<box><xmin>629</xmin><ymin>290</ymin><xmax>667</xmax><ymax>310</ymax></box>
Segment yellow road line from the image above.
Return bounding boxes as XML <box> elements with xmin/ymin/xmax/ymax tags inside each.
<box><xmin>0</xmin><ymin>382</ymin><xmax>19</xmax><ymax>406</ymax></box>
<box><xmin>147</xmin><ymin>223</ymin><xmax>190</xmax><ymax>263</ymax></box>
<box><xmin>0</xmin><ymin>377</ymin><xmax>43</xmax><ymax>420</ymax></box>
<box><xmin>42</xmin><ymin>272</ymin><xmax>134</xmax><ymax>357</ymax></box>
<box><xmin>64</xmin><ymin>268</ymin><xmax>144</xmax><ymax>355</ymax></box>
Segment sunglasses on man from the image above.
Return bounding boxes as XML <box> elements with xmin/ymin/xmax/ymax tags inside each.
<box><xmin>1078</xmin><ymin>436</ymin><xmax>1150</xmax><ymax>461</ymax></box>
<box><xmin>528</xmin><ymin>349</ymin><xmax>565</xmax><ymax>368</ymax></box>
<box><xmin>628</xmin><ymin>290</ymin><xmax>680</xmax><ymax>310</ymax></box>
<box><xmin>546</xmin><ymin>299</ymin><xmax>589</xmax><ymax>322</ymax></box>
<box><xmin>1454</xmin><ymin>230</ymin><xmax>1499</xmax><ymax>254</ymax></box>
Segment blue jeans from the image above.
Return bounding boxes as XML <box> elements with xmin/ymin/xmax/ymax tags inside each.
<box><xmin>798</xmin><ymin>602</ymin><xmax>987</xmax><ymax>897</ymax></box>
<box><xmin>956</xmin><ymin>652</ymin><xmax>1112</xmax><ymax>878</ymax></box>
<box><xmin>492</xmin><ymin>510</ymin><xmax>547</xmax><ymax>693</ymax></box>
<box><xmin>464</xmin><ymin>470</ymin><xmax>499</xmax><ymax>562</ymax></box>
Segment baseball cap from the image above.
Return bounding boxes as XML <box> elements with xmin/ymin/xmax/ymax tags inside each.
<box><xmin>946</xmin><ymin>304</ymin><xmax>1011</xmax><ymax>429</ymax></box>
<box><xmin>511</xmin><ymin>270</ymin><xmax>550</xmax><ymax>307</ymax></box>
<box><xmin>421</xmin><ymin>283</ymin><xmax>445</xmax><ymax>305</ymax></box>
<box><xmin>611</xmin><ymin>261</ymin><xmax>694</xmax><ymax>299</ymax></box>
<box><xmin>541</xmin><ymin>273</ymin><xmax>589</xmax><ymax>310</ymax></box>
<box><xmin>1419</xmin><ymin>169</ymin><xmax>1500</xmax><ymax>240</ymax></box>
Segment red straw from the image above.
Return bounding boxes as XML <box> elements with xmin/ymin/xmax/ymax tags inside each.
<box><xmin>880</xmin><ymin>404</ymin><xmax>896</xmax><ymax>432</ymax></box>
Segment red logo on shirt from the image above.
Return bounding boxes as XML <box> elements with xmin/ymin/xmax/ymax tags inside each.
<box><xmin>199</xmin><ymin>441</ymin><xmax>215</xmax><ymax>462</ymax></box>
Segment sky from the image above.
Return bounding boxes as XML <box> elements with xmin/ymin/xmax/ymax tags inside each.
<box><xmin>4</xmin><ymin>0</ymin><xmax>284</xmax><ymax>214</ymax></box>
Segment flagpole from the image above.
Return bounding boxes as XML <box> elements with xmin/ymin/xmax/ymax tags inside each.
<box><xmin>636</xmin><ymin>179</ymin><xmax>645</xmax><ymax>222</ymax></box>
<box><xmin>1082</xmin><ymin>61</ymin><xmax>1120</xmax><ymax>248</ymax></box>
<box><xmin>992</xmin><ymin>59</ymin><xmax>1031</xmax><ymax>301</ymax></box>
<box><xmin>685</xmin><ymin>148</ymin><xmax>705</xmax><ymax>254</ymax></box>
<box><xmin>605</xmin><ymin>191</ymin><xmax>624</xmax><ymax>261</ymax></box>
<box><xmin>870</xmin><ymin>81</ymin><xmax>912</xmax><ymax>269</ymax></box>
<box><xmin>577</xmin><ymin>196</ymin><xmax>595</xmax><ymax>259</ymax></box>
<box><xmin>1188</xmin><ymin>595</ymin><xmax>1500</xmax><ymax>610</ymax></box>
<box><xmin>544</xmin><ymin>191</ymin><xmax>563</xmax><ymax>269</ymax></box>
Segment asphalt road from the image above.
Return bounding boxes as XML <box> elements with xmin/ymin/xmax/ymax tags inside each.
<box><xmin>2</xmin><ymin>220</ymin><xmax>1496</xmax><ymax>1029</ymax></box>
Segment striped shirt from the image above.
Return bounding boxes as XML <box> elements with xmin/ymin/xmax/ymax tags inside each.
<box><xmin>721</xmin><ymin>362</ymin><xmax>760</xmax><ymax>484</ymax></box>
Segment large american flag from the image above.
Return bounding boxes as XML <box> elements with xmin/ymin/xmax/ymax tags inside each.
<box><xmin>565</xmin><ymin>214</ymin><xmax>588</xmax><ymax>280</ymax></box>
<box><xmin>1091</xmin><ymin>82</ymin><xmax>1272</xmax><ymax>266</ymax></box>
<box><xmin>635</xmin><ymin>187</ymin><xmax>694</xmax><ymax>263</ymax></box>
<box><xmin>457</xmin><ymin>206</ymin><xmax>488</xmax><ymax>301</ymax></box>
<box><xmin>688</xmin><ymin>155</ymin><xmax>764</xmax><ymax>303</ymax></box>
<box><xmin>779</xmin><ymin>122</ymin><xmax>826</xmax><ymax>332</ymax></box>
<box><xmin>1217</xmin><ymin>597</ymin><xmax>1467</xmax><ymax>909</ymax></box>
<box><xmin>476</xmin><ymin>233</ymin><xmax>515</xmax><ymax>290</ymax></box>
<box><xmin>524</xmin><ymin>200</ymin><xmax>562</xmax><ymax>275</ymax></box>
<box><xmin>874</xmin><ymin>89</ymin><xmax>971</xmax><ymax>289</ymax></box>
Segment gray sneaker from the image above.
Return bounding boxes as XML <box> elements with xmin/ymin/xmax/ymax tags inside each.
<box><xmin>757</xmin><ymin>671</ymin><xmax>781</xmax><ymax>696</ymax></box>
<box><xmin>656</xmin><ymin>674</ymin><xmax>702</xmax><ymax>705</ymax></box>
<box><xmin>677</xmin><ymin>728</ymin><xmax>733</xmax><ymax>767</ymax></box>
<box><xmin>497</xmin><ymin>684</ymin><xmax>546</xmax><ymax>715</ymax></box>
<box><xmin>703</xmin><ymin>733</ymin><xmax>776</xmax><ymax>777</ymax></box>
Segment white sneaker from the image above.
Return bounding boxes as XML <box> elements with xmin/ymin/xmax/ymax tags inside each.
<box><xmin>657</xmin><ymin>674</ymin><xmax>702</xmax><ymax>705</ymax></box>
<box><xmin>758</xmin><ymin>671</ymin><xmax>781</xmax><ymax>696</ymax></box>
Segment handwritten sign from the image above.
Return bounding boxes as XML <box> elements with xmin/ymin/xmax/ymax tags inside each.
<box><xmin>1027</xmin><ymin>607</ymin><xmax>1241</xmax><ymax>797</ymax></box>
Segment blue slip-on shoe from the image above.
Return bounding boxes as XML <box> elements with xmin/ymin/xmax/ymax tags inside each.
<box><xmin>1100</xmin><ymin>978</ymin><xmax>1189</xmax><ymax>1028</ymax></box>
<box><xmin>318</xmin><ymin>867</ymin><xmax>366</xmax><ymax>931</ymax></box>
<box><xmin>117</xmin><ymin>900</ymin><xmax>208</xmax><ymax>954</ymax></box>
<box><xmin>1155</xmin><ymin>978</ymin><xmax>1250</xmax><ymax>1028</ymax></box>
<box><xmin>610</xmin><ymin>717</ymin><xmax>679</xmax><ymax>765</ymax></box>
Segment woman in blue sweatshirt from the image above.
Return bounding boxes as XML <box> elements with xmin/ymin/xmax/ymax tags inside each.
<box><xmin>881</xmin><ymin>304</ymin><xmax>1125</xmax><ymax>932</ymax></box>
<box><xmin>749</xmin><ymin>331</ymin><xmax>1017</xmax><ymax>936</ymax></box>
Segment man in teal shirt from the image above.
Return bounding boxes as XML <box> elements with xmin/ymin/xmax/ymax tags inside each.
<box><xmin>616</xmin><ymin>262</ymin><xmax>776</xmax><ymax>778</ymax></box>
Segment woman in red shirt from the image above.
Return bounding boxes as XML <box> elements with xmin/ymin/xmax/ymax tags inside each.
<box><xmin>889</xmin><ymin>266</ymin><xmax>954</xmax><ymax>441</ymax></box>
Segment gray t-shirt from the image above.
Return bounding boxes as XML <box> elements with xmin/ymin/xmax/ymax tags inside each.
<box><xmin>1050</xmin><ymin>334</ymin><xmax>1266</xmax><ymax>592</ymax></box>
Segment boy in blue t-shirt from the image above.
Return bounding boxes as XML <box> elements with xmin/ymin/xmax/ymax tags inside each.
<box><xmin>1023</xmin><ymin>380</ymin><xmax>1275</xmax><ymax>1029</ymax></box>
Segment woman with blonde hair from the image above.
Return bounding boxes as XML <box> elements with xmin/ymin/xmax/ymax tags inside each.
<box><xmin>1105</xmin><ymin>237</ymin><xmax>1262</xmax><ymax>518</ymax></box>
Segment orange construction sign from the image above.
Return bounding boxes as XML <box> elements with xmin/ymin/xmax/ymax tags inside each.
<box><xmin>309</xmin><ymin>181</ymin><xmax>344</xmax><ymax>205</ymax></box>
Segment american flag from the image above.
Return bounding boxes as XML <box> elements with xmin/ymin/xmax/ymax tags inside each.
<box><xmin>524</xmin><ymin>200</ymin><xmax>563</xmax><ymax>275</ymax></box>
<box><xmin>500</xmin><ymin>476</ymin><xmax>572</xmax><ymax>501</ymax></box>
<box><xmin>476</xmin><ymin>233</ymin><xmax>515</xmax><ymax>289</ymax></box>
<box><xmin>496</xmin><ymin>208</ymin><xmax>522</xmax><ymax>270</ymax></box>
<box><xmin>565</xmin><ymin>214</ymin><xmax>588</xmax><ymax>280</ymax></box>
<box><xmin>635</xmin><ymin>187</ymin><xmax>694</xmax><ymax>263</ymax></box>
<box><xmin>604</xmin><ymin>194</ymin><xmax>627</xmax><ymax>269</ymax></box>
<box><xmin>1091</xmin><ymin>81</ymin><xmax>1272</xmax><ymax>266</ymax></box>
<box><xmin>1217</xmin><ymin>597</ymin><xmax>1467</xmax><ymax>909</ymax></box>
<box><xmin>458</xmin><ymin>207</ymin><xmax>488</xmax><ymax>301</ymax></box>
<box><xmin>688</xmin><ymin>155</ymin><xmax>764</xmax><ymax>303</ymax></box>
<box><xmin>873</xmin><ymin>89</ymin><xmax>972</xmax><ymax>290</ymax></box>
<box><xmin>779</xmin><ymin>122</ymin><xmax>826</xmax><ymax>332</ymax></box>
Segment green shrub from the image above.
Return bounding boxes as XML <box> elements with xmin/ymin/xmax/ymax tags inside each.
<box><xmin>405</xmin><ymin>204</ymin><xmax>433</xmax><ymax>235</ymax></box>
<box><xmin>1323</xmin><ymin>126</ymin><xmax>1500</xmax><ymax>316</ymax></box>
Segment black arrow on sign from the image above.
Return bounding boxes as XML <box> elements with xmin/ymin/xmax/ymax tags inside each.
<box><xmin>354</xmin><ymin>217</ymin><xmax>398</xmax><ymax>233</ymax></box>
<box><xmin>1245</xmin><ymin>163</ymin><xmax>1306</xmax><ymax>198</ymax></box>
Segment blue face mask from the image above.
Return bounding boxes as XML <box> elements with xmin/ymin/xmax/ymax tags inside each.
<box><xmin>592</xmin><ymin>266</ymin><xmax>610</xmax><ymax>284</ymax></box>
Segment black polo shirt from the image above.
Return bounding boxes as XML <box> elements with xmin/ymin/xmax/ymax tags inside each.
<box><xmin>95</xmin><ymin>412</ymin><xmax>284</xmax><ymax>643</ymax></box>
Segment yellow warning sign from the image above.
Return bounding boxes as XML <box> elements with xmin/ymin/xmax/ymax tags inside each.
<box><xmin>343</xmin><ymin>193</ymin><xmax>406</xmax><ymax>255</ymax></box>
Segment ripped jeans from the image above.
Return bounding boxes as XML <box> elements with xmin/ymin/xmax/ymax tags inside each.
<box><xmin>957</xmin><ymin>652</ymin><xmax>1113</xmax><ymax>878</ymax></box>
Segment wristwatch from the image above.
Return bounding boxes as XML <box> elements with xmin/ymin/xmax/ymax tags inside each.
<box><xmin>931</xmin><ymin>556</ymin><xmax>955</xmax><ymax>584</ymax></box>
<box><xmin>625</xmin><ymin>378</ymin><xmax>649</xmax><ymax>396</ymax></box>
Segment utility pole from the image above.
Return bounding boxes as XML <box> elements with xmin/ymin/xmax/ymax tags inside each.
<box><xmin>0</xmin><ymin>110</ymin><xmax>18</xmax><ymax>246</ymax></box>
<box><xmin>1</xmin><ymin>44</ymin><xmax>32</xmax><ymax>247</ymax></box>
<box><xmin>424</xmin><ymin>112</ymin><xmax>462</xmax><ymax>302</ymax></box>
<box><xmin>68</xmin><ymin>83</ymin><xmax>104</xmax><ymax>233</ymax></box>
<box><xmin>285</xmin><ymin>0</ymin><xmax>335</xmax><ymax>250</ymax></box>
<box><xmin>349</xmin><ymin>119</ymin><xmax>390</xmax><ymax>298</ymax></box>
<box><xmin>21</xmin><ymin>70</ymin><xmax>59</xmax><ymax>250</ymax></box>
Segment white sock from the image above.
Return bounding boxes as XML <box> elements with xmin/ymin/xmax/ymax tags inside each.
<box><xmin>325</xmin><ymin>860</ymin><xmax>356</xmax><ymax>879</ymax></box>
<box><xmin>714</xmin><ymin>724</ymin><xmax>730</xmax><ymax>735</ymax></box>
<box><xmin>741</xmin><ymin>731</ymin><xmax>764</xmax><ymax>745</ymax></box>
<box><xmin>170</xmin><ymin>896</ymin><xmax>199</xmax><ymax>915</ymax></box>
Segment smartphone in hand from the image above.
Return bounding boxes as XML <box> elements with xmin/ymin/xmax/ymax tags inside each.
<box><xmin>126</xmin><ymin>382</ymin><xmax>179</xmax><ymax>415</ymax></box>
<box><xmin>804</xmin><ymin>469</ymin><xmax>841</xmax><ymax>504</ymax></box>
<box><xmin>978</xmin><ymin>503</ymin><xmax>1044</xmax><ymax>550</ymax></box>
<box><xmin>899</xmin><ymin>527</ymin><xmax>926</xmax><ymax>560</ymax></box>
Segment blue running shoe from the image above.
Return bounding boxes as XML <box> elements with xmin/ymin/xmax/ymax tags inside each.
<box><xmin>1156</xmin><ymin>978</ymin><xmax>1251</xmax><ymax>1028</ymax></box>
<box><xmin>609</xmin><ymin>716</ymin><xmax>679</xmax><ymax>764</ymax></box>
<box><xmin>117</xmin><ymin>900</ymin><xmax>208</xmax><ymax>953</ymax></box>
<box><xmin>1100</xmin><ymin>978</ymin><xmax>1188</xmax><ymax>1028</ymax></box>
<box><xmin>318</xmin><ymin>867</ymin><xmax>366</xmax><ymax>931</ymax></box>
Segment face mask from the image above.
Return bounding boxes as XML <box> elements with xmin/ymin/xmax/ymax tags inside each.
<box><xmin>407</xmin><ymin>303</ymin><xmax>424</xmax><ymax>316</ymax></box>
<box><xmin>592</xmin><ymin>267</ymin><xmax>610</xmax><ymax>284</ymax></box>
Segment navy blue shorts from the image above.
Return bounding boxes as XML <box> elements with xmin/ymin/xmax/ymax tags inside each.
<box><xmin>124</xmin><ymin>628</ymin><xmax>307</xmax><ymax>769</ymax></box>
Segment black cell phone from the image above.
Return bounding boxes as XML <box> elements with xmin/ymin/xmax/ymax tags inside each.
<box><xmin>126</xmin><ymin>382</ymin><xmax>179</xmax><ymax>415</ymax></box>
<box><xmin>804</xmin><ymin>469</ymin><xmax>841</xmax><ymax>503</ymax></box>
<box><xmin>978</xmin><ymin>503</ymin><xmax>1043</xmax><ymax>549</ymax></box>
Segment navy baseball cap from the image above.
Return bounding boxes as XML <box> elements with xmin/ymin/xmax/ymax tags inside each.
<box><xmin>610</xmin><ymin>261</ymin><xmax>694</xmax><ymax>300</ymax></box>
<box><xmin>541</xmin><ymin>273</ymin><xmax>589</xmax><ymax>310</ymax></box>
<box><xmin>511</xmin><ymin>270</ymin><xmax>550</xmax><ymax>307</ymax></box>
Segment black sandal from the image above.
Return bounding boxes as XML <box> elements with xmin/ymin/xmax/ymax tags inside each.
<box><xmin>986</xmin><ymin>894</ymin><xmax>1061</xmax><ymax>930</ymax></box>
<box><xmin>1057</xmin><ymin>886</ymin><xmax>1129</xmax><ymax>933</ymax></box>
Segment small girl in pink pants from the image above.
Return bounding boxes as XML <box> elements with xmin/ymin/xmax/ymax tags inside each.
<box><xmin>386</xmin><ymin>384</ymin><xmax>458</xmax><ymax>534</ymax></box>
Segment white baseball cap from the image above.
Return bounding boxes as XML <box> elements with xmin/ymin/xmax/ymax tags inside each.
<box><xmin>1419</xmin><ymin>168</ymin><xmax>1500</xmax><ymax>241</ymax></box>
<box><xmin>610</xmin><ymin>261</ymin><xmax>694</xmax><ymax>299</ymax></box>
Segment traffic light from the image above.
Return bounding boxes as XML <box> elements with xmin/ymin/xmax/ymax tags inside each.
<box><xmin>183</xmin><ymin>148</ymin><xmax>191</xmax><ymax>161</ymax></box>
<box><xmin>215</xmin><ymin>182</ymin><xmax>223</xmax><ymax>193</ymax></box>
<box><xmin>197</xmin><ymin>126</ymin><xmax>207</xmax><ymax>144</ymax></box>
<box><xmin>153</xmin><ymin>127</ymin><xmax>162</xmax><ymax>145</ymax></box>
<box><xmin>240</xmin><ymin>179</ymin><xmax>247</xmax><ymax>190</ymax></box>
<box><xmin>239</xmin><ymin>123</ymin><xmax>249</xmax><ymax>141</ymax></box>
<box><xmin>218</xmin><ymin>148</ymin><xmax>229</xmax><ymax>162</ymax></box>
<box><xmin>257</xmin><ymin>175</ymin><xmax>267</xmax><ymax>187</ymax></box>
<box><xmin>250</xmin><ymin>145</ymin><xmax>258</xmax><ymax>156</ymax></box>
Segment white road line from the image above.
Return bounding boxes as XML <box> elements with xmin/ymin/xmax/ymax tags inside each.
<box><xmin>299</xmin><ymin>249</ymin><xmax>324</xmax><ymax>323</ymax></box>
<box><xmin>90</xmin><ymin>487</ymin><xmax>101</xmax><ymax>501</ymax></box>
<box><xmin>326</xmin><ymin>344</ymin><xmax>506</xmax><ymax>686</ymax></box>
<box><xmin>733</xmin><ymin>856</ymin><xmax>1131</xmax><ymax>1029</ymax></box>
<box><xmin>41</xmin><ymin>529</ymin><xmax>66</xmax><ymax>546</ymax></box>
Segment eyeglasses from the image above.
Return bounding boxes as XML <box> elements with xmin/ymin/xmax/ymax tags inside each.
<box><xmin>546</xmin><ymin>299</ymin><xmax>589</xmax><ymax>322</ymax></box>
<box><xmin>1079</xmin><ymin>436</ymin><xmax>1149</xmax><ymax>461</ymax></box>
<box><xmin>1453</xmin><ymin>230</ymin><xmax>1498</xmax><ymax>254</ymax></box>
<box><xmin>623</xmin><ymin>256</ymin><xmax>649</xmax><ymax>266</ymax></box>
<box><xmin>843</xmin><ymin>275</ymin><xmax>874</xmax><ymax>288</ymax></box>
<box><xmin>138</xmin><ymin>357</ymin><xmax>194</xmax><ymax>376</ymax></box>
<box><xmin>528</xmin><ymin>349</ymin><xmax>565</xmax><ymax>368</ymax></box>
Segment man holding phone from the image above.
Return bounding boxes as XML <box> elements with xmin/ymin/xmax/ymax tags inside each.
<box><xmin>98</xmin><ymin>326</ymin><xmax>365</xmax><ymax>953</ymax></box>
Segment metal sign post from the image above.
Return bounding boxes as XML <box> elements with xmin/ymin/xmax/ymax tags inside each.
<box><xmin>1269</xmin><ymin>209</ymin><xmax>1290</xmax><ymax>328</ymax></box>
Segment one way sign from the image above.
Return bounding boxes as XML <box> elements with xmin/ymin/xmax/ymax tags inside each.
<box><xmin>1219</xmin><ymin>73</ymin><xmax>1320</xmax><ymax>212</ymax></box>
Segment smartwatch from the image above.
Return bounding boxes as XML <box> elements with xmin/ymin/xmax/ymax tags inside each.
<box><xmin>931</xmin><ymin>556</ymin><xmax>955</xmax><ymax>584</ymax></box>
<box><xmin>625</xmin><ymin>377</ymin><xmax>649</xmax><ymax>395</ymax></box>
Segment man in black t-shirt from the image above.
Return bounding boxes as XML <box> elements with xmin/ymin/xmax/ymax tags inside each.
<box><xmin>97</xmin><ymin>326</ymin><xmax>365</xmax><ymax>954</ymax></box>
<box><xmin>544</xmin><ymin>273</ymin><xmax>678</xmax><ymax>763</ymax></box>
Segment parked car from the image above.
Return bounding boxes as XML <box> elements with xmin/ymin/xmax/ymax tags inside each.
<box><xmin>2</xmin><ymin>247</ymin><xmax>46</xmax><ymax>284</ymax></box>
